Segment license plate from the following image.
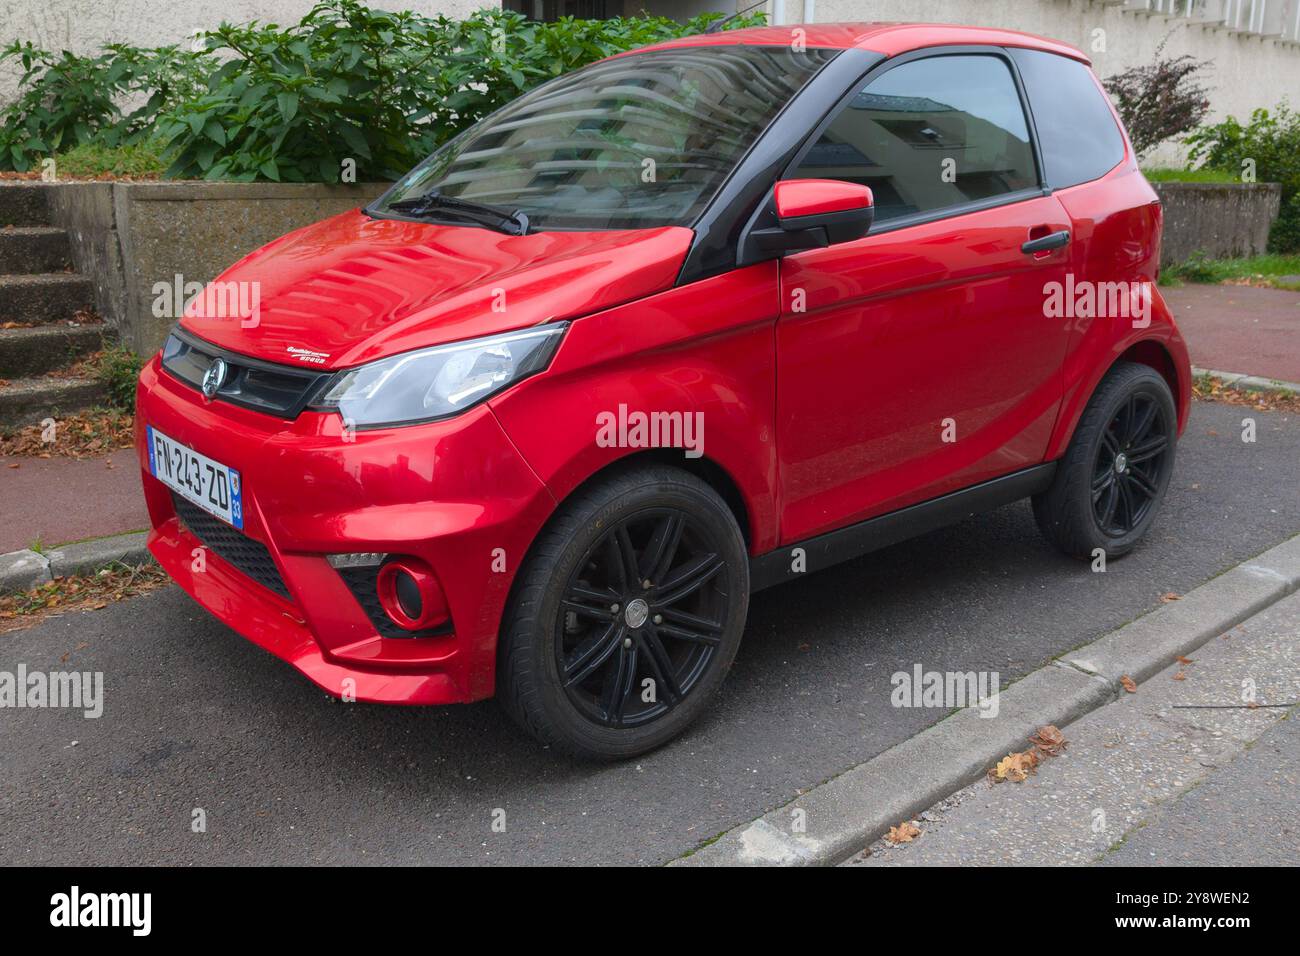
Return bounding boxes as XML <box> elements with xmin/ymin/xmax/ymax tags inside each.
<box><xmin>147</xmin><ymin>425</ymin><xmax>244</xmax><ymax>529</ymax></box>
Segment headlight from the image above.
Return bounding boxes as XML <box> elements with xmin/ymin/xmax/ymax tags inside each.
<box><xmin>313</xmin><ymin>322</ymin><xmax>567</xmax><ymax>428</ymax></box>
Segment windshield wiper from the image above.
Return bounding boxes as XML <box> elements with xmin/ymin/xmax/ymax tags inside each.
<box><xmin>385</xmin><ymin>190</ymin><xmax>530</xmax><ymax>235</ymax></box>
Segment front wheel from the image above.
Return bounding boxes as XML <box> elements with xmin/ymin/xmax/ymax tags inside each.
<box><xmin>1033</xmin><ymin>361</ymin><xmax>1178</xmax><ymax>560</ymax></box>
<box><xmin>497</xmin><ymin>465</ymin><xmax>749</xmax><ymax>760</ymax></box>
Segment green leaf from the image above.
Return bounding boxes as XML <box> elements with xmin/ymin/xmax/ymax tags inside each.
<box><xmin>202</xmin><ymin>120</ymin><xmax>227</xmax><ymax>146</ymax></box>
<box><xmin>276</xmin><ymin>91</ymin><xmax>298</xmax><ymax>123</ymax></box>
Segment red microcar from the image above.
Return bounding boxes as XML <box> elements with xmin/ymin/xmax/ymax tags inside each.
<box><xmin>136</xmin><ymin>23</ymin><xmax>1190</xmax><ymax>759</ymax></box>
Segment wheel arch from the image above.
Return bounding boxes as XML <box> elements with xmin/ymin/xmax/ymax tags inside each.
<box><xmin>1117</xmin><ymin>339</ymin><xmax>1186</xmax><ymax>423</ymax></box>
<box><xmin>545</xmin><ymin>448</ymin><xmax>754</xmax><ymax>551</ymax></box>
<box><xmin>1049</xmin><ymin>334</ymin><xmax>1190</xmax><ymax>460</ymax></box>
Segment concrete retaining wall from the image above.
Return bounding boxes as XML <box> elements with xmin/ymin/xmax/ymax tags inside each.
<box><xmin>1153</xmin><ymin>181</ymin><xmax>1282</xmax><ymax>265</ymax></box>
<box><xmin>43</xmin><ymin>181</ymin><xmax>388</xmax><ymax>354</ymax></box>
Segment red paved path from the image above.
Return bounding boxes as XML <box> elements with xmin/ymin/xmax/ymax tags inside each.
<box><xmin>0</xmin><ymin>453</ymin><xmax>148</xmax><ymax>553</ymax></box>
<box><xmin>1161</xmin><ymin>284</ymin><xmax>1300</xmax><ymax>384</ymax></box>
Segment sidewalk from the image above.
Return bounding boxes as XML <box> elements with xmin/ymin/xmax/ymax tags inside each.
<box><xmin>1161</xmin><ymin>284</ymin><xmax>1300</xmax><ymax>384</ymax></box>
<box><xmin>845</xmin><ymin>591</ymin><xmax>1300</xmax><ymax>867</ymax></box>
<box><xmin>0</xmin><ymin>452</ymin><xmax>148</xmax><ymax>553</ymax></box>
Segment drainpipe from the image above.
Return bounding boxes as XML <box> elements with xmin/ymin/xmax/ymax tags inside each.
<box><xmin>772</xmin><ymin>0</ymin><xmax>785</xmax><ymax>25</ymax></box>
<box><xmin>805</xmin><ymin>0</ymin><xmax>816</xmax><ymax>22</ymax></box>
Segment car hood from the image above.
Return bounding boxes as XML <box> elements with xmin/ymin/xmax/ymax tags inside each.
<box><xmin>180</xmin><ymin>208</ymin><xmax>694</xmax><ymax>370</ymax></box>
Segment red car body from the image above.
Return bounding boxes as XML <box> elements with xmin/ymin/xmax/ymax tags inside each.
<box><xmin>136</xmin><ymin>23</ymin><xmax>1190</xmax><ymax>709</ymax></box>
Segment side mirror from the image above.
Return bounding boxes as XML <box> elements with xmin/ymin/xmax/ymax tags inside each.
<box><xmin>753</xmin><ymin>179</ymin><xmax>875</xmax><ymax>253</ymax></box>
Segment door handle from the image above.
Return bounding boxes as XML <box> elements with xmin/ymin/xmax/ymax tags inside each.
<box><xmin>1021</xmin><ymin>230</ymin><xmax>1070</xmax><ymax>255</ymax></box>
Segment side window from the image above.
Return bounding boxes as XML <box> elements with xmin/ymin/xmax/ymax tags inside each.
<box><xmin>1012</xmin><ymin>49</ymin><xmax>1125</xmax><ymax>190</ymax></box>
<box><xmin>788</xmin><ymin>54</ymin><xmax>1038</xmax><ymax>224</ymax></box>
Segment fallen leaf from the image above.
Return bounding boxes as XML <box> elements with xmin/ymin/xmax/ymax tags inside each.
<box><xmin>989</xmin><ymin>748</ymin><xmax>1040</xmax><ymax>783</ymax></box>
<box><xmin>1121</xmin><ymin>675</ymin><xmax>1138</xmax><ymax>693</ymax></box>
<box><xmin>886</xmin><ymin>820</ymin><xmax>922</xmax><ymax>844</ymax></box>
<box><xmin>1030</xmin><ymin>724</ymin><xmax>1068</xmax><ymax>756</ymax></box>
<box><xmin>1176</xmin><ymin>656</ymin><xmax>1195</xmax><ymax>664</ymax></box>
<box><xmin>1160</xmin><ymin>592</ymin><xmax>1181</xmax><ymax>603</ymax></box>
<box><xmin>1172</xmin><ymin>671</ymin><xmax>1187</xmax><ymax>681</ymax></box>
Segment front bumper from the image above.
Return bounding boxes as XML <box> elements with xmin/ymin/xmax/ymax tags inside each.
<box><xmin>135</xmin><ymin>354</ymin><xmax>555</xmax><ymax>704</ymax></box>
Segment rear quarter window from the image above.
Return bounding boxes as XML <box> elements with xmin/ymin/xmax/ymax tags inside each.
<box><xmin>1012</xmin><ymin>49</ymin><xmax>1126</xmax><ymax>190</ymax></box>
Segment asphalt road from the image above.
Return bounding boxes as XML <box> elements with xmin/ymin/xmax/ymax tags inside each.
<box><xmin>2</xmin><ymin>400</ymin><xmax>1297</xmax><ymax>866</ymax></box>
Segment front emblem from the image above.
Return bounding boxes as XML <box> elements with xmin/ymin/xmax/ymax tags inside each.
<box><xmin>201</xmin><ymin>357</ymin><xmax>227</xmax><ymax>400</ymax></box>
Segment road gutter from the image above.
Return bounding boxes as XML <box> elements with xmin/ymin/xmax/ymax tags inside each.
<box><xmin>672</xmin><ymin>532</ymin><xmax>1300</xmax><ymax>866</ymax></box>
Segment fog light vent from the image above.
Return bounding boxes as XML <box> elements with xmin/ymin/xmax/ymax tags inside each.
<box><xmin>376</xmin><ymin>558</ymin><xmax>449</xmax><ymax>632</ymax></box>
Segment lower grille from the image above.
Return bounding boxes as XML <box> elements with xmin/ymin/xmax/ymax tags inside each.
<box><xmin>172</xmin><ymin>494</ymin><xmax>291</xmax><ymax>599</ymax></box>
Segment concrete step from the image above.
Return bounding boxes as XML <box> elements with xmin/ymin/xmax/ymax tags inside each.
<box><xmin>0</xmin><ymin>182</ymin><xmax>52</xmax><ymax>228</ymax></box>
<box><xmin>0</xmin><ymin>376</ymin><xmax>107</xmax><ymax>428</ymax></box>
<box><xmin>0</xmin><ymin>226</ymin><xmax>72</xmax><ymax>274</ymax></box>
<box><xmin>0</xmin><ymin>324</ymin><xmax>104</xmax><ymax>378</ymax></box>
<box><xmin>0</xmin><ymin>273</ymin><xmax>95</xmax><ymax>325</ymax></box>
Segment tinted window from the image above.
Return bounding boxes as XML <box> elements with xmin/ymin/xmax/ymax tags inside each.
<box><xmin>374</xmin><ymin>46</ymin><xmax>837</xmax><ymax>231</ymax></box>
<box><xmin>789</xmin><ymin>54</ymin><xmax>1038</xmax><ymax>224</ymax></box>
<box><xmin>1013</xmin><ymin>49</ymin><xmax>1125</xmax><ymax>189</ymax></box>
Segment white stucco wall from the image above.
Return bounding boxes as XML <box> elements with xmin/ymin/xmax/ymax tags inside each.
<box><xmin>0</xmin><ymin>0</ymin><xmax>486</xmax><ymax>52</ymax></box>
<box><xmin>0</xmin><ymin>0</ymin><xmax>485</xmax><ymax>98</ymax></box>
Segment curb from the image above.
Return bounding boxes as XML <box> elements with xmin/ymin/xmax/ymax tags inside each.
<box><xmin>672</xmin><ymin>532</ymin><xmax>1300</xmax><ymax>867</ymax></box>
<box><xmin>1193</xmin><ymin>366</ymin><xmax>1300</xmax><ymax>396</ymax></box>
<box><xmin>0</xmin><ymin>531</ymin><xmax>152</xmax><ymax>594</ymax></box>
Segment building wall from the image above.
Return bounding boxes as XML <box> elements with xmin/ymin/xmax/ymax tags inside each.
<box><xmin>4</xmin><ymin>0</ymin><xmax>1298</xmax><ymax>167</ymax></box>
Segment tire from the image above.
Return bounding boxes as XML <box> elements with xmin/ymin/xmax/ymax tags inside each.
<box><xmin>497</xmin><ymin>465</ymin><xmax>749</xmax><ymax>760</ymax></box>
<box><xmin>1033</xmin><ymin>361</ymin><xmax>1178</xmax><ymax>560</ymax></box>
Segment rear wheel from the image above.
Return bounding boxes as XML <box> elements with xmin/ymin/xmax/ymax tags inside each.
<box><xmin>497</xmin><ymin>465</ymin><xmax>748</xmax><ymax>760</ymax></box>
<box><xmin>1033</xmin><ymin>361</ymin><xmax>1178</xmax><ymax>559</ymax></box>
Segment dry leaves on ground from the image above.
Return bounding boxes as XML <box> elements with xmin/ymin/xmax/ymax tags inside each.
<box><xmin>0</xmin><ymin>409</ymin><xmax>134</xmax><ymax>459</ymax></box>
<box><xmin>1029</xmin><ymin>724</ymin><xmax>1068</xmax><ymax>756</ymax></box>
<box><xmin>988</xmin><ymin>724</ymin><xmax>1069</xmax><ymax>784</ymax></box>
<box><xmin>1192</xmin><ymin>376</ymin><xmax>1300</xmax><ymax>414</ymax></box>
<box><xmin>0</xmin><ymin>562</ymin><xmax>168</xmax><ymax>634</ymax></box>
<box><xmin>886</xmin><ymin>820</ymin><xmax>922</xmax><ymax>844</ymax></box>
<box><xmin>1121</xmin><ymin>675</ymin><xmax>1139</xmax><ymax>693</ymax></box>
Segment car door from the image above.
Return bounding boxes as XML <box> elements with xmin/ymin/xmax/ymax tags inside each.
<box><xmin>775</xmin><ymin>50</ymin><xmax>1075</xmax><ymax>544</ymax></box>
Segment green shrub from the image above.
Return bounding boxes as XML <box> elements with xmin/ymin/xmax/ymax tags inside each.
<box><xmin>0</xmin><ymin>41</ymin><xmax>210</xmax><ymax>172</ymax></box>
<box><xmin>157</xmin><ymin>2</ymin><xmax>763</xmax><ymax>183</ymax></box>
<box><xmin>95</xmin><ymin>345</ymin><xmax>143</xmax><ymax>410</ymax></box>
<box><xmin>1186</xmin><ymin>105</ymin><xmax>1300</xmax><ymax>252</ymax></box>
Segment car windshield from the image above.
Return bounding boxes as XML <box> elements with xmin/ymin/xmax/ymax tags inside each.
<box><xmin>371</xmin><ymin>45</ymin><xmax>839</xmax><ymax>231</ymax></box>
